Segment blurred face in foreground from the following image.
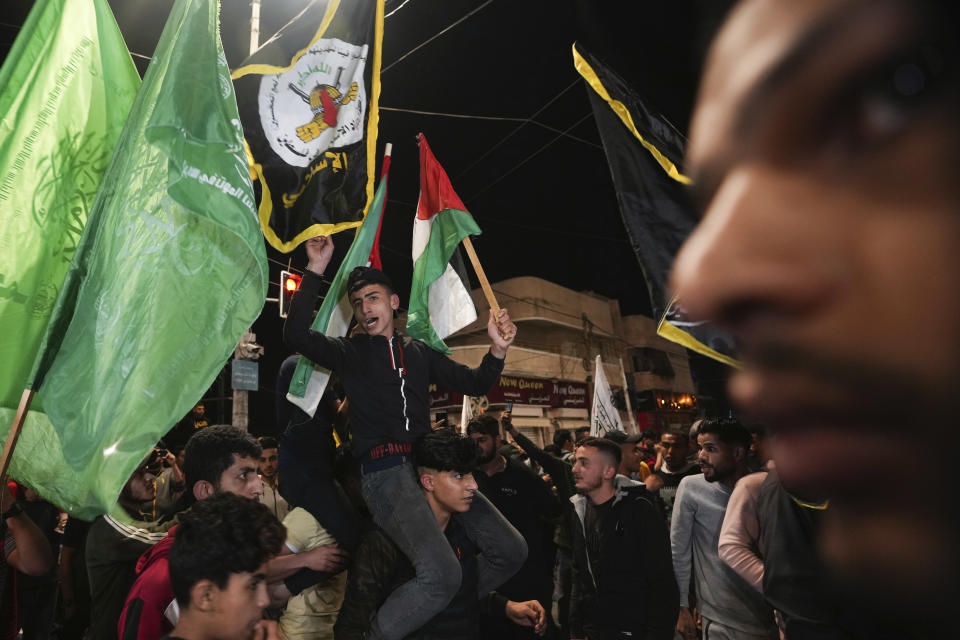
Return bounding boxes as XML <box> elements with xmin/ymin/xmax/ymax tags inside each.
<box><xmin>671</xmin><ymin>0</ymin><xmax>960</xmax><ymax>612</ymax></box>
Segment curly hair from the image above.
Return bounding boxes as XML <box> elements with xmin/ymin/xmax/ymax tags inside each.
<box><xmin>169</xmin><ymin>493</ymin><xmax>285</xmax><ymax>608</ymax></box>
<box><xmin>695</xmin><ymin>418</ymin><xmax>752</xmax><ymax>448</ymax></box>
<box><xmin>413</xmin><ymin>428</ymin><xmax>478</xmax><ymax>473</ymax></box>
<box><xmin>465</xmin><ymin>414</ymin><xmax>499</xmax><ymax>438</ymax></box>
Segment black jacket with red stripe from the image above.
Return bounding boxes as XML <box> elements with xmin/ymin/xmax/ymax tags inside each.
<box><xmin>284</xmin><ymin>270</ymin><xmax>503</xmax><ymax>458</ymax></box>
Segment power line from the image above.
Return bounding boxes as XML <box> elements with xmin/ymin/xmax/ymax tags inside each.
<box><xmin>382</xmin><ymin>0</ymin><xmax>494</xmax><ymax>74</ymax></box>
<box><xmin>467</xmin><ymin>112</ymin><xmax>595</xmax><ymax>201</ymax></box>
<box><xmin>380</xmin><ymin>105</ymin><xmax>601</xmax><ymax>148</ymax></box>
<box><xmin>385</xmin><ymin>0</ymin><xmax>417</xmax><ymax>19</ymax></box>
<box><xmin>454</xmin><ymin>78</ymin><xmax>584</xmax><ymax>180</ymax></box>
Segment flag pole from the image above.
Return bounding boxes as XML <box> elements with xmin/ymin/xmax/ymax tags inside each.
<box><xmin>460</xmin><ymin>236</ymin><xmax>501</xmax><ymax>316</ymax></box>
<box><xmin>0</xmin><ymin>389</ymin><xmax>34</xmax><ymax>483</ymax></box>
<box><xmin>461</xmin><ymin>237</ymin><xmax>515</xmax><ymax>340</ymax></box>
<box><xmin>619</xmin><ymin>356</ymin><xmax>638</xmax><ymax>433</ymax></box>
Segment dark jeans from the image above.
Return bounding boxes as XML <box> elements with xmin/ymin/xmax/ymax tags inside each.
<box><xmin>361</xmin><ymin>461</ymin><xmax>527</xmax><ymax>640</ymax></box>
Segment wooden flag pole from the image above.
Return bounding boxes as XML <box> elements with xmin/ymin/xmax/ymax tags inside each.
<box><xmin>461</xmin><ymin>237</ymin><xmax>500</xmax><ymax>315</ymax></box>
<box><xmin>460</xmin><ymin>236</ymin><xmax>514</xmax><ymax>340</ymax></box>
<box><xmin>0</xmin><ymin>388</ymin><xmax>34</xmax><ymax>484</ymax></box>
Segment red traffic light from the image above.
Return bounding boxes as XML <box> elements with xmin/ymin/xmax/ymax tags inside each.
<box><xmin>279</xmin><ymin>270</ymin><xmax>302</xmax><ymax>318</ymax></box>
<box><xmin>284</xmin><ymin>273</ymin><xmax>301</xmax><ymax>292</ymax></box>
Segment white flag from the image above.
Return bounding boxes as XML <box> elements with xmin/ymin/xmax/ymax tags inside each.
<box><xmin>591</xmin><ymin>355</ymin><xmax>624</xmax><ymax>436</ymax></box>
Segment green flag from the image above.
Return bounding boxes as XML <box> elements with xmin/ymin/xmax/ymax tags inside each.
<box><xmin>0</xmin><ymin>0</ymin><xmax>140</xmax><ymax>464</ymax></box>
<box><xmin>286</xmin><ymin>173</ymin><xmax>388</xmax><ymax>416</ymax></box>
<box><xmin>7</xmin><ymin>0</ymin><xmax>268</xmax><ymax>519</ymax></box>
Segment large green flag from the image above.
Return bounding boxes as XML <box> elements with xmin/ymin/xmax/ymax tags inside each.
<box><xmin>0</xmin><ymin>0</ymin><xmax>140</xmax><ymax>462</ymax></box>
<box><xmin>6</xmin><ymin>0</ymin><xmax>268</xmax><ymax>518</ymax></box>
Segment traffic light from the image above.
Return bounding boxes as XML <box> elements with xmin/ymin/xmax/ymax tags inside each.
<box><xmin>279</xmin><ymin>270</ymin><xmax>301</xmax><ymax>318</ymax></box>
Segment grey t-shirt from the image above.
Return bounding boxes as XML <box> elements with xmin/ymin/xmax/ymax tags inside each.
<box><xmin>671</xmin><ymin>474</ymin><xmax>777</xmax><ymax>635</ymax></box>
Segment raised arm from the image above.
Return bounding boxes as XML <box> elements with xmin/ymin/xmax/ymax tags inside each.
<box><xmin>282</xmin><ymin>236</ymin><xmax>346</xmax><ymax>371</ymax></box>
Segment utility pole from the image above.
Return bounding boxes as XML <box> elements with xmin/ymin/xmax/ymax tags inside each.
<box><xmin>232</xmin><ymin>331</ymin><xmax>263</xmax><ymax>431</ymax></box>
<box><xmin>230</xmin><ymin>2</ymin><xmax>264</xmax><ymax>432</ymax></box>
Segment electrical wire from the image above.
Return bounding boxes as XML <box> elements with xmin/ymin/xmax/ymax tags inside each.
<box><xmin>382</xmin><ymin>0</ymin><xmax>494</xmax><ymax>74</ymax></box>
<box><xmin>454</xmin><ymin>78</ymin><xmax>584</xmax><ymax>180</ymax></box>
<box><xmin>380</xmin><ymin>105</ymin><xmax>601</xmax><ymax>148</ymax></box>
<box><xmin>467</xmin><ymin>112</ymin><xmax>595</xmax><ymax>201</ymax></box>
<box><xmin>385</xmin><ymin>0</ymin><xmax>417</xmax><ymax>19</ymax></box>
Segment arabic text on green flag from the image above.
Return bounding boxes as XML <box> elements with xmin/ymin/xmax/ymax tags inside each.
<box><xmin>8</xmin><ymin>0</ymin><xmax>268</xmax><ymax>518</ymax></box>
<box><xmin>0</xmin><ymin>0</ymin><xmax>140</xmax><ymax>468</ymax></box>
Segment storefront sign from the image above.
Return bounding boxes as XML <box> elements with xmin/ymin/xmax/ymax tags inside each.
<box><xmin>429</xmin><ymin>375</ymin><xmax>588</xmax><ymax>409</ymax></box>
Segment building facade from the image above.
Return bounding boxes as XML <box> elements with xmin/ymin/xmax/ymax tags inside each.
<box><xmin>424</xmin><ymin>276</ymin><xmax>699</xmax><ymax>447</ymax></box>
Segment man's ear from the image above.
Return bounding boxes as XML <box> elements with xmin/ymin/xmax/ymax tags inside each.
<box><xmin>390</xmin><ymin>293</ymin><xmax>400</xmax><ymax>311</ymax></box>
<box><xmin>603</xmin><ymin>464</ymin><xmax>617</xmax><ymax>481</ymax></box>
<box><xmin>190</xmin><ymin>579</ymin><xmax>217</xmax><ymax>612</ymax></box>
<box><xmin>419</xmin><ymin>471</ymin><xmax>435</xmax><ymax>493</ymax></box>
<box><xmin>193</xmin><ymin>480</ymin><xmax>215</xmax><ymax>501</ymax></box>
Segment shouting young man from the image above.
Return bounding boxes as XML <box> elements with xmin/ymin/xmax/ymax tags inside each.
<box><xmin>284</xmin><ymin>236</ymin><xmax>526</xmax><ymax>640</ymax></box>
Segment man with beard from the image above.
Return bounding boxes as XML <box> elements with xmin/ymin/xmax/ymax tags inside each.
<box><xmin>569</xmin><ymin>437</ymin><xmax>677</xmax><ymax>640</ymax></box>
<box><xmin>671</xmin><ymin>419</ymin><xmax>776</xmax><ymax>640</ymax></box>
<box><xmin>668</xmin><ymin>0</ymin><xmax>960</xmax><ymax>631</ymax></box>
<box><xmin>86</xmin><ymin>451</ymin><xmax>172</xmax><ymax>640</ymax></box>
<box><xmin>645</xmin><ymin>429</ymin><xmax>700</xmax><ymax>529</ymax></box>
<box><xmin>256</xmin><ymin>437</ymin><xmax>288</xmax><ymax>522</ymax></box>
<box><xmin>468</xmin><ymin>416</ymin><xmax>561</xmax><ymax>639</ymax></box>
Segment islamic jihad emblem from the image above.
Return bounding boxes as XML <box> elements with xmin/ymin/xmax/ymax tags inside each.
<box><xmin>291</xmin><ymin>67</ymin><xmax>358</xmax><ymax>143</ymax></box>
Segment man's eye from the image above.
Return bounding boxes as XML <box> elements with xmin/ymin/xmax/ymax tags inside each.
<box><xmin>825</xmin><ymin>50</ymin><xmax>947</xmax><ymax>155</ymax></box>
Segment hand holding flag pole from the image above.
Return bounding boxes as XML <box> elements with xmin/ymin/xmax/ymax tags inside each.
<box><xmin>408</xmin><ymin>133</ymin><xmax>515</xmax><ymax>352</ymax></box>
<box><xmin>460</xmin><ymin>237</ymin><xmax>515</xmax><ymax>343</ymax></box>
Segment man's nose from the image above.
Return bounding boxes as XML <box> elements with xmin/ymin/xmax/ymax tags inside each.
<box><xmin>256</xmin><ymin>582</ymin><xmax>270</xmax><ymax>608</ymax></box>
<box><xmin>670</xmin><ymin>166</ymin><xmax>831</xmax><ymax>329</ymax></box>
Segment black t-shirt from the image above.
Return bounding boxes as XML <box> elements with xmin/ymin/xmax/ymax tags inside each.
<box><xmin>474</xmin><ymin>457</ymin><xmax>560</xmax><ymax>600</ymax></box>
<box><xmin>584</xmin><ymin>495</ymin><xmax>614</xmax><ymax>585</ymax></box>
<box><xmin>653</xmin><ymin>464</ymin><xmax>701</xmax><ymax>528</ymax></box>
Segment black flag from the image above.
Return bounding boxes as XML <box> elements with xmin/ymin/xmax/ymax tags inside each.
<box><xmin>232</xmin><ymin>0</ymin><xmax>384</xmax><ymax>252</ymax></box>
<box><xmin>574</xmin><ymin>43</ymin><xmax>737</xmax><ymax>366</ymax></box>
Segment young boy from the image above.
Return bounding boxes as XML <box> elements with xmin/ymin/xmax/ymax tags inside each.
<box><xmin>284</xmin><ymin>235</ymin><xmax>526</xmax><ymax>640</ymax></box>
<box><xmin>335</xmin><ymin>429</ymin><xmax>546</xmax><ymax>639</ymax></box>
<box><xmin>162</xmin><ymin>493</ymin><xmax>285</xmax><ymax>640</ymax></box>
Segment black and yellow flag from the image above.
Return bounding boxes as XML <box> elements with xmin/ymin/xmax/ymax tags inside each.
<box><xmin>232</xmin><ymin>0</ymin><xmax>384</xmax><ymax>252</ymax></box>
<box><xmin>574</xmin><ymin>43</ymin><xmax>738</xmax><ymax>366</ymax></box>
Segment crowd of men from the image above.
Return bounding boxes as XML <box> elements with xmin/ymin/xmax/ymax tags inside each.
<box><xmin>2</xmin><ymin>0</ymin><xmax>958</xmax><ymax>638</ymax></box>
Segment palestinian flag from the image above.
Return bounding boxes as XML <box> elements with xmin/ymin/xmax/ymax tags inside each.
<box><xmin>406</xmin><ymin>134</ymin><xmax>481</xmax><ymax>355</ymax></box>
<box><xmin>232</xmin><ymin>0</ymin><xmax>384</xmax><ymax>252</ymax></box>
<box><xmin>573</xmin><ymin>43</ymin><xmax>738</xmax><ymax>366</ymax></box>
